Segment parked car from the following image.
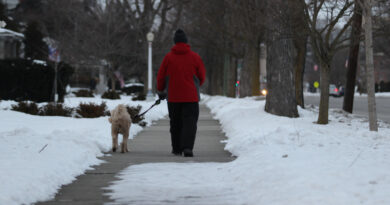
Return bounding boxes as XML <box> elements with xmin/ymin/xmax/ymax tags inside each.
<box><xmin>329</xmin><ymin>84</ymin><xmax>343</xmax><ymax>97</ymax></box>
<box><xmin>121</xmin><ymin>81</ymin><xmax>144</xmax><ymax>95</ymax></box>
<box><xmin>339</xmin><ymin>86</ymin><xmax>345</xmax><ymax>96</ymax></box>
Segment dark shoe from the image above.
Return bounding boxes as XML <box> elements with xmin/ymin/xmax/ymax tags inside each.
<box><xmin>171</xmin><ymin>150</ymin><xmax>182</xmax><ymax>156</ymax></box>
<box><xmin>183</xmin><ymin>149</ymin><xmax>193</xmax><ymax>157</ymax></box>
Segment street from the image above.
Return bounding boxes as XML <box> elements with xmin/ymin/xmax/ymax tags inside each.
<box><xmin>305</xmin><ymin>95</ymin><xmax>390</xmax><ymax>124</ymax></box>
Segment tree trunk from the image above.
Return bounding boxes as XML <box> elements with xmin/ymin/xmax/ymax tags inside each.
<box><xmin>223</xmin><ymin>53</ymin><xmax>230</xmax><ymax>96</ymax></box>
<box><xmin>227</xmin><ymin>56</ymin><xmax>237</xmax><ymax>97</ymax></box>
<box><xmin>214</xmin><ymin>54</ymin><xmax>224</xmax><ymax>95</ymax></box>
<box><xmin>111</xmin><ymin>72</ymin><xmax>116</xmax><ymax>91</ymax></box>
<box><xmin>362</xmin><ymin>0</ymin><xmax>378</xmax><ymax>131</ymax></box>
<box><xmin>265</xmin><ymin>0</ymin><xmax>298</xmax><ymax>118</ymax></box>
<box><xmin>291</xmin><ymin>0</ymin><xmax>307</xmax><ymax>109</ymax></box>
<box><xmin>265</xmin><ymin>34</ymin><xmax>298</xmax><ymax>118</ymax></box>
<box><xmin>204</xmin><ymin>48</ymin><xmax>224</xmax><ymax>95</ymax></box>
<box><xmin>240</xmin><ymin>46</ymin><xmax>256</xmax><ymax>97</ymax></box>
<box><xmin>317</xmin><ymin>62</ymin><xmax>331</xmax><ymax>124</ymax></box>
<box><xmin>251</xmin><ymin>45</ymin><xmax>261</xmax><ymax>96</ymax></box>
<box><xmin>293</xmin><ymin>37</ymin><xmax>307</xmax><ymax>108</ymax></box>
<box><xmin>343</xmin><ymin>2</ymin><xmax>363</xmax><ymax>113</ymax></box>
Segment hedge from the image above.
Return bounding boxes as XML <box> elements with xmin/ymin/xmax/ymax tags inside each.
<box><xmin>0</xmin><ymin>59</ymin><xmax>73</xmax><ymax>102</ymax></box>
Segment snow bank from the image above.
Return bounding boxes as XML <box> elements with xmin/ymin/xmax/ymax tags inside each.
<box><xmin>107</xmin><ymin>95</ymin><xmax>390</xmax><ymax>205</ymax></box>
<box><xmin>0</xmin><ymin>96</ymin><xmax>168</xmax><ymax>205</ymax></box>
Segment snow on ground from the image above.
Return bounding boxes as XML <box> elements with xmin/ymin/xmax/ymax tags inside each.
<box><xmin>107</xmin><ymin>95</ymin><xmax>390</xmax><ymax>205</ymax></box>
<box><xmin>0</xmin><ymin>95</ymin><xmax>168</xmax><ymax>205</ymax></box>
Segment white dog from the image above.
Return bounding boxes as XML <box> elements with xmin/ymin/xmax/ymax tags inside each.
<box><xmin>108</xmin><ymin>104</ymin><xmax>131</xmax><ymax>153</ymax></box>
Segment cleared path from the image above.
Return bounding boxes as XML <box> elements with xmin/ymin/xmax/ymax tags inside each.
<box><xmin>36</xmin><ymin>105</ymin><xmax>233</xmax><ymax>205</ymax></box>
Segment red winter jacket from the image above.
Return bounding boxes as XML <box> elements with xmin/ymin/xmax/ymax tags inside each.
<box><xmin>157</xmin><ymin>43</ymin><xmax>206</xmax><ymax>102</ymax></box>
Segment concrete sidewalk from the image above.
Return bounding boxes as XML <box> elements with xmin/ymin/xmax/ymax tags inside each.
<box><xmin>37</xmin><ymin>104</ymin><xmax>233</xmax><ymax>205</ymax></box>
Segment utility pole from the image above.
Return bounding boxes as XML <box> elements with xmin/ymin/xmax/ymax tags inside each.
<box><xmin>47</xmin><ymin>38</ymin><xmax>61</xmax><ymax>103</ymax></box>
<box><xmin>53</xmin><ymin>62</ymin><xmax>58</xmax><ymax>103</ymax></box>
<box><xmin>361</xmin><ymin>0</ymin><xmax>378</xmax><ymax>131</ymax></box>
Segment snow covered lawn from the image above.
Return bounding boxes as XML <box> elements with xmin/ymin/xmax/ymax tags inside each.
<box><xmin>107</xmin><ymin>95</ymin><xmax>390</xmax><ymax>205</ymax></box>
<box><xmin>0</xmin><ymin>95</ymin><xmax>168</xmax><ymax>205</ymax></box>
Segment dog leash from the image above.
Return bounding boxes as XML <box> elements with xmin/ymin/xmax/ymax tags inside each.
<box><xmin>134</xmin><ymin>99</ymin><xmax>161</xmax><ymax>119</ymax></box>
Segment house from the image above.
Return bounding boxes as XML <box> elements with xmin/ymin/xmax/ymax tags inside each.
<box><xmin>373</xmin><ymin>52</ymin><xmax>390</xmax><ymax>83</ymax></box>
<box><xmin>3</xmin><ymin>0</ymin><xmax>18</xmax><ymax>9</ymax></box>
<box><xmin>0</xmin><ymin>27</ymin><xmax>24</xmax><ymax>59</ymax></box>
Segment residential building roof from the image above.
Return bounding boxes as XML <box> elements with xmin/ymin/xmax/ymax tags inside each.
<box><xmin>0</xmin><ymin>28</ymin><xmax>24</xmax><ymax>39</ymax></box>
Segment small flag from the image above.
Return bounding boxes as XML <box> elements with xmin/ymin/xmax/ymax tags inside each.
<box><xmin>114</xmin><ymin>71</ymin><xmax>125</xmax><ymax>88</ymax></box>
<box><xmin>48</xmin><ymin>45</ymin><xmax>60</xmax><ymax>62</ymax></box>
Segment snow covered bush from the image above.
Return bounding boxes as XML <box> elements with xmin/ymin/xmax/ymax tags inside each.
<box><xmin>131</xmin><ymin>93</ymin><xmax>146</xmax><ymax>101</ymax></box>
<box><xmin>102</xmin><ymin>90</ymin><xmax>121</xmax><ymax>99</ymax></box>
<box><xmin>39</xmin><ymin>103</ymin><xmax>73</xmax><ymax>117</ymax></box>
<box><xmin>11</xmin><ymin>101</ymin><xmax>39</xmax><ymax>115</ymax></box>
<box><xmin>76</xmin><ymin>102</ymin><xmax>108</xmax><ymax>118</ymax></box>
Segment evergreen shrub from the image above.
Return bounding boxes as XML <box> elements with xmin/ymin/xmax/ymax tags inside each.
<box><xmin>131</xmin><ymin>93</ymin><xmax>146</xmax><ymax>101</ymax></box>
<box><xmin>76</xmin><ymin>102</ymin><xmax>108</xmax><ymax>118</ymax></box>
<box><xmin>0</xmin><ymin>59</ymin><xmax>73</xmax><ymax>102</ymax></box>
<box><xmin>11</xmin><ymin>101</ymin><xmax>39</xmax><ymax>115</ymax></box>
<box><xmin>73</xmin><ymin>89</ymin><xmax>94</xmax><ymax>97</ymax></box>
<box><xmin>39</xmin><ymin>103</ymin><xmax>73</xmax><ymax>117</ymax></box>
<box><xmin>102</xmin><ymin>90</ymin><xmax>120</xmax><ymax>99</ymax></box>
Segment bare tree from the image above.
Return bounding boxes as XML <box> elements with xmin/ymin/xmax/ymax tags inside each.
<box><xmin>372</xmin><ymin>1</ymin><xmax>390</xmax><ymax>56</ymax></box>
<box><xmin>226</xmin><ymin>0</ymin><xmax>266</xmax><ymax>97</ymax></box>
<box><xmin>301</xmin><ymin>0</ymin><xmax>354</xmax><ymax>124</ymax></box>
<box><xmin>330</xmin><ymin>48</ymin><xmax>349</xmax><ymax>86</ymax></box>
<box><xmin>28</xmin><ymin>0</ymin><xmax>183</xmax><ymax>91</ymax></box>
<box><xmin>181</xmin><ymin>0</ymin><xmax>267</xmax><ymax>97</ymax></box>
<box><xmin>343</xmin><ymin>1</ymin><xmax>363</xmax><ymax>113</ymax></box>
<box><xmin>291</xmin><ymin>0</ymin><xmax>309</xmax><ymax>108</ymax></box>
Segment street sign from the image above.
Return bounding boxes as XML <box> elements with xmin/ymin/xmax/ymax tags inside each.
<box><xmin>314</xmin><ymin>81</ymin><xmax>319</xmax><ymax>88</ymax></box>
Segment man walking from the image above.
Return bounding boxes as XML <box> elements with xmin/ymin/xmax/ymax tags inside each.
<box><xmin>156</xmin><ymin>29</ymin><xmax>206</xmax><ymax>157</ymax></box>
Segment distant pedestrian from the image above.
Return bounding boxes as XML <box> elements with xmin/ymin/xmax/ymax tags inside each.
<box><xmin>90</xmin><ymin>76</ymin><xmax>97</xmax><ymax>91</ymax></box>
<box><xmin>156</xmin><ymin>29</ymin><xmax>206</xmax><ymax>157</ymax></box>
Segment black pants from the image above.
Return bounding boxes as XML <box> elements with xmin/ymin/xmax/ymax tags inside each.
<box><xmin>168</xmin><ymin>102</ymin><xmax>199</xmax><ymax>152</ymax></box>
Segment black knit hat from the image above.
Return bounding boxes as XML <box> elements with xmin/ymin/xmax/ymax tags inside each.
<box><xmin>173</xmin><ymin>29</ymin><xmax>188</xmax><ymax>44</ymax></box>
